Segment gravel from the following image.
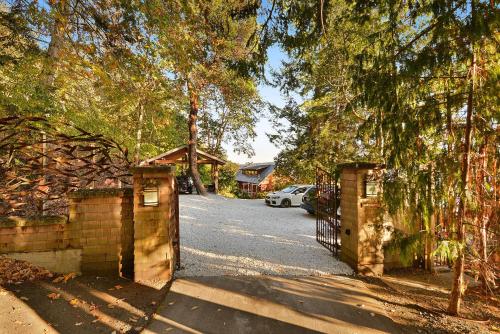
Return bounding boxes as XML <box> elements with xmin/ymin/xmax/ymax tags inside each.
<box><xmin>176</xmin><ymin>194</ymin><xmax>353</xmax><ymax>277</ymax></box>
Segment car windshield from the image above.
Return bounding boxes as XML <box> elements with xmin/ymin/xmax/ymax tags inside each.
<box><xmin>281</xmin><ymin>186</ymin><xmax>298</xmax><ymax>193</ymax></box>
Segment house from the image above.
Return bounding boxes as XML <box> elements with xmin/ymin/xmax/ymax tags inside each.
<box><xmin>236</xmin><ymin>162</ymin><xmax>275</xmax><ymax>197</ymax></box>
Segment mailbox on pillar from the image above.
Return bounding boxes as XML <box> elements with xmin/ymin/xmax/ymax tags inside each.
<box><xmin>364</xmin><ymin>172</ymin><xmax>381</xmax><ymax>198</ymax></box>
<box><xmin>142</xmin><ymin>180</ymin><xmax>160</xmax><ymax>206</ymax></box>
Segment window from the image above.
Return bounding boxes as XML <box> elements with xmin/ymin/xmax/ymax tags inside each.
<box><xmin>243</xmin><ymin>170</ymin><xmax>258</xmax><ymax>176</ymax></box>
<box><xmin>282</xmin><ymin>186</ymin><xmax>298</xmax><ymax>193</ymax></box>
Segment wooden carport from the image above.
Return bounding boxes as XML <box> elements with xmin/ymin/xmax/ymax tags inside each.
<box><xmin>141</xmin><ymin>145</ymin><xmax>226</xmax><ymax>193</ymax></box>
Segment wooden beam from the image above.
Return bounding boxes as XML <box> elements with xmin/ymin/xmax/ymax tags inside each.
<box><xmin>154</xmin><ymin>159</ymin><xmax>218</xmax><ymax>165</ymax></box>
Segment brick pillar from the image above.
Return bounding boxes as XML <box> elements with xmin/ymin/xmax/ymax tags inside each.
<box><xmin>132</xmin><ymin>166</ymin><xmax>177</xmax><ymax>286</ymax></box>
<box><xmin>339</xmin><ymin>162</ymin><xmax>387</xmax><ymax>275</ymax></box>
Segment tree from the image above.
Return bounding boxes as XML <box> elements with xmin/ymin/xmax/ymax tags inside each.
<box><xmin>1</xmin><ymin>1</ymin><xmax>187</xmax><ymax>163</ymax></box>
<box><xmin>269</xmin><ymin>0</ymin><xmax>378</xmax><ymax>181</ymax></box>
<box><xmin>272</xmin><ymin>0</ymin><xmax>498</xmax><ymax>316</ymax></box>
<box><xmin>143</xmin><ymin>0</ymin><xmax>268</xmax><ymax>195</ymax></box>
<box><xmin>197</xmin><ymin>84</ymin><xmax>261</xmax><ymax>157</ymax></box>
<box><xmin>349</xmin><ymin>0</ymin><xmax>498</xmax><ymax>315</ymax></box>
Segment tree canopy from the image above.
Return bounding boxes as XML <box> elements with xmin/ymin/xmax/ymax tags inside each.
<box><xmin>270</xmin><ymin>0</ymin><xmax>498</xmax><ymax>315</ymax></box>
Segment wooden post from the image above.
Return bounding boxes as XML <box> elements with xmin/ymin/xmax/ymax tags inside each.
<box><xmin>213</xmin><ymin>164</ymin><xmax>219</xmax><ymax>194</ymax></box>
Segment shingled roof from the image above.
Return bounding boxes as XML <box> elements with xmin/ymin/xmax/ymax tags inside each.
<box><xmin>236</xmin><ymin>162</ymin><xmax>275</xmax><ymax>185</ymax></box>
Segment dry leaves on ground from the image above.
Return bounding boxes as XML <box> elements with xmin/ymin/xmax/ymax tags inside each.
<box><xmin>47</xmin><ymin>292</ymin><xmax>61</xmax><ymax>300</ymax></box>
<box><xmin>0</xmin><ymin>256</ymin><xmax>53</xmax><ymax>285</ymax></box>
<box><xmin>52</xmin><ymin>272</ymin><xmax>77</xmax><ymax>283</ymax></box>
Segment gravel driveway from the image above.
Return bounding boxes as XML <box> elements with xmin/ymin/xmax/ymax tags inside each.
<box><xmin>176</xmin><ymin>195</ymin><xmax>352</xmax><ymax>277</ymax></box>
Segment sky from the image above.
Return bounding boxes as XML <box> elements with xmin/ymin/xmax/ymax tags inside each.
<box><xmin>223</xmin><ymin>45</ymin><xmax>289</xmax><ymax>164</ymax></box>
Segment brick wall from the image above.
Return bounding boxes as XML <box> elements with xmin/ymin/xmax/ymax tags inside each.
<box><xmin>0</xmin><ymin>216</ymin><xmax>72</xmax><ymax>253</ymax></box>
<box><xmin>68</xmin><ymin>188</ymin><xmax>134</xmax><ymax>276</ymax></box>
<box><xmin>0</xmin><ymin>216</ymin><xmax>82</xmax><ymax>273</ymax></box>
<box><xmin>2</xmin><ymin>175</ymin><xmax>178</xmax><ymax>282</ymax></box>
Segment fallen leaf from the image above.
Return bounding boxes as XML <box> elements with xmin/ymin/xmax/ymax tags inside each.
<box><xmin>47</xmin><ymin>293</ymin><xmax>61</xmax><ymax>300</ymax></box>
<box><xmin>107</xmin><ymin>303</ymin><xmax>115</xmax><ymax>309</ymax></box>
<box><xmin>129</xmin><ymin>318</ymin><xmax>138</xmax><ymax>323</ymax></box>
<box><xmin>114</xmin><ymin>285</ymin><xmax>123</xmax><ymax>290</ymax></box>
<box><xmin>191</xmin><ymin>306</ymin><xmax>198</xmax><ymax>310</ymax></box>
<box><xmin>69</xmin><ymin>298</ymin><xmax>79</xmax><ymax>306</ymax></box>
<box><xmin>91</xmin><ymin>319</ymin><xmax>99</xmax><ymax>324</ymax></box>
<box><xmin>75</xmin><ymin>322</ymin><xmax>83</xmax><ymax>326</ymax></box>
<box><xmin>20</xmin><ymin>296</ymin><xmax>29</xmax><ymax>301</ymax></box>
<box><xmin>52</xmin><ymin>276</ymin><xmax>65</xmax><ymax>283</ymax></box>
<box><xmin>63</xmin><ymin>273</ymin><xmax>77</xmax><ymax>283</ymax></box>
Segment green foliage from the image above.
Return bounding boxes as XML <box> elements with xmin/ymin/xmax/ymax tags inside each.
<box><xmin>272</xmin><ymin>0</ymin><xmax>499</xmax><ymax>312</ymax></box>
<box><xmin>1</xmin><ymin>0</ymin><xmax>267</xmax><ymax>169</ymax></box>
<box><xmin>269</xmin><ymin>0</ymin><xmax>380</xmax><ymax>182</ymax></box>
<box><xmin>433</xmin><ymin>240</ymin><xmax>465</xmax><ymax>264</ymax></box>
<box><xmin>218</xmin><ymin>162</ymin><xmax>240</xmax><ymax>194</ymax></box>
<box><xmin>143</xmin><ymin>0</ymin><xmax>267</xmax><ymax>159</ymax></box>
<box><xmin>385</xmin><ymin>230</ymin><xmax>425</xmax><ymax>267</ymax></box>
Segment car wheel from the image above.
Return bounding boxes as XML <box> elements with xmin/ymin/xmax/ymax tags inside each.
<box><xmin>307</xmin><ymin>210</ymin><xmax>315</xmax><ymax>215</ymax></box>
<box><xmin>281</xmin><ymin>199</ymin><xmax>291</xmax><ymax>208</ymax></box>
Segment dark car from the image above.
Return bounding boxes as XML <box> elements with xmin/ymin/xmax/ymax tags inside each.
<box><xmin>300</xmin><ymin>186</ymin><xmax>317</xmax><ymax>214</ymax></box>
<box><xmin>301</xmin><ymin>186</ymin><xmax>341</xmax><ymax>219</ymax></box>
<box><xmin>176</xmin><ymin>175</ymin><xmax>193</xmax><ymax>194</ymax></box>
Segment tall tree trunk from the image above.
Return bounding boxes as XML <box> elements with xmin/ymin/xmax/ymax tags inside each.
<box><xmin>447</xmin><ymin>47</ymin><xmax>476</xmax><ymax>316</ymax></box>
<box><xmin>134</xmin><ymin>102</ymin><xmax>145</xmax><ymax>165</ymax></box>
<box><xmin>39</xmin><ymin>1</ymin><xmax>69</xmax><ymax>212</ymax></box>
<box><xmin>477</xmin><ymin>140</ymin><xmax>489</xmax><ymax>294</ymax></box>
<box><xmin>45</xmin><ymin>0</ymin><xmax>69</xmax><ymax>87</ymax></box>
<box><xmin>187</xmin><ymin>83</ymin><xmax>208</xmax><ymax>196</ymax></box>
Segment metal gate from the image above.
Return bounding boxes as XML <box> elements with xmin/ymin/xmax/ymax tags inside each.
<box><xmin>316</xmin><ymin>167</ymin><xmax>340</xmax><ymax>256</ymax></box>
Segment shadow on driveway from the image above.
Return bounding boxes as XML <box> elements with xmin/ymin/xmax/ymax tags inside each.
<box><xmin>144</xmin><ymin>275</ymin><xmax>404</xmax><ymax>334</ymax></box>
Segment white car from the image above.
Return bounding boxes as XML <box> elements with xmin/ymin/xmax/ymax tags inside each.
<box><xmin>265</xmin><ymin>185</ymin><xmax>314</xmax><ymax>207</ymax></box>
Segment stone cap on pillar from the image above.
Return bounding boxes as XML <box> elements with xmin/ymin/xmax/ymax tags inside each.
<box><xmin>68</xmin><ymin>187</ymin><xmax>133</xmax><ymax>199</ymax></box>
<box><xmin>131</xmin><ymin>165</ymin><xmax>176</xmax><ymax>178</ymax></box>
<box><xmin>337</xmin><ymin>162</ymin><xmax>385</xmax><ymax>171</ymax></box>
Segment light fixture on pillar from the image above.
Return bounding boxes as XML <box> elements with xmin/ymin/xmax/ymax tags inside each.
<box><xmin>142</xmin><ymin>179</ymin><xmax>159</xmax><ymax>206</ymax></box>
<box><xmin>364</xmin><ymin>174</ymin><xmax>379</xmax><ymax>197</ymax></box>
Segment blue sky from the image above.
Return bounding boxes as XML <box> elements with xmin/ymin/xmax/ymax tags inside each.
<box><xmin>223</xmin><ymin>45</ymin><xmax>288</xmax><ymax>164</ymax></box>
